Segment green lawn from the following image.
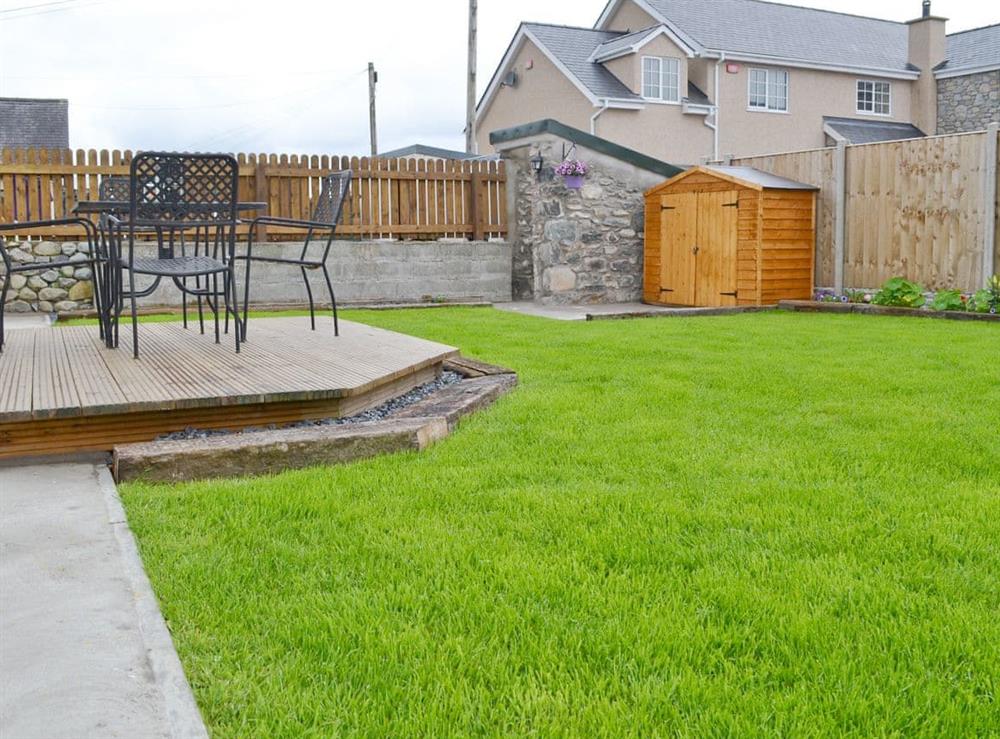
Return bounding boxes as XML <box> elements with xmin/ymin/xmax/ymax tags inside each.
<box><xmin>123</xmin><ymin>308</ymin><xmax>1000</xmax><ymax>737</ymax></box>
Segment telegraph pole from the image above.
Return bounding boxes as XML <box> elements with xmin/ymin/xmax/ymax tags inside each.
<box><xmin>368</xmin><ymin>62</ymin><xmax>378</xmax><ymax>157</ymax></box>
<box><xmin>465</xmin><ymin>0</ymin><xmax>477</xmax><ymax>154</ymax></box>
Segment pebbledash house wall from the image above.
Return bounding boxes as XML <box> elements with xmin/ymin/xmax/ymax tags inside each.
<box><xmin>936</xmin><ymin>70</ymin><xmax>1000</xmax><ymax>134</ymax></box>
<box><xmin>2</xmin><ymin>239</ymin><xmax>512</xmax><ymax>314</ymax></box>
<box><xmin>499</xmin><ymin>134</ymin><xmax>668</xmax><ymax>303</ymax></box>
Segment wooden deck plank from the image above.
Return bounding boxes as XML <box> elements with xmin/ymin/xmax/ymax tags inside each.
<box><xmin>0</xmin><ymin>330</ymin><xmax>35</xmax><ymax>416</ymax></box>
<box><xmin>0</xmin><ymin>317</ymin><xmax>456</xmax><ymax>428</ymax></box>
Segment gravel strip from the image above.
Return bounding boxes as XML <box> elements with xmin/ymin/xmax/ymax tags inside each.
<box><xmin>158</xmin><ymin>371</ymin><xmax>464</xmax><ymax>441</ymax></box>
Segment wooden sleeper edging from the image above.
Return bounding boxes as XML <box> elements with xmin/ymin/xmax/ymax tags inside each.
<box><xmin>778</xmin><ymin>300</ymin><xmax>1000</xmax><ymax>323</ymax></box>
<box><xmin>112</xmin><ymin>361</ymin><xmax>518</xmax><ymax>483</ymax></box>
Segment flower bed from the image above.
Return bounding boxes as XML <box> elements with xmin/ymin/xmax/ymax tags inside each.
<box><xmin>810</xmin><ymin>276</ymin><xmax>999</xmax><ymax>318</ymax></box>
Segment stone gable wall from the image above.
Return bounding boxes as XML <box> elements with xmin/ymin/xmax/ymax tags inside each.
<box><xmin>502</xmin><ymin>136</ymin><xmax>667</xmax><ymax>304</ymax></box>
<box><xmin>937</xmin><ymin>71</ymin><xmax>1000</xmax><ymax>134</ymax></box>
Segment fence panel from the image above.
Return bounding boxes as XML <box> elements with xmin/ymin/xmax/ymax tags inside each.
<box><xmin>0</xmin><ymin>148</ymin><xmax>507</xmax><ymax>242</ymax></box>
<box><xmin>733</xmin><ymin>130</ymin><xmax>996</xmax><ymax>292</ymax></box>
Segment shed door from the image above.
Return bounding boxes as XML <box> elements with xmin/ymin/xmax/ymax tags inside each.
<box><xmin>695</xmin><ymin>191</ymin><xmax>739</xmax><ymax>307</ymax></box>
<box><xmin>659</xmin><ymin>192</ymin><xmax>697</xmax><ymax>306</ymax></box>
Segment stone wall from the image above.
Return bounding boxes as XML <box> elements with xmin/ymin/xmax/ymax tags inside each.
<box><xmin>499</xmin><ymin>135</ymin><xmax>668</xmax><ymax>304</ymax></box>
<box><xmin>3</xmin><ymin>239</ymin><xmax>512</xmax><ymax>313</ymax></box>
<box><xmin>937</xmin><ymin>71</ymin><xmax>1000</xmax><ymax>134</ymax></box>
<box><xmin>2</xmin><ymin>240</ymin><xmax>95</xmax><ymax>314</ymax></box>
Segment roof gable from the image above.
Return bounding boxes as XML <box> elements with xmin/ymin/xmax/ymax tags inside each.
<box><xmin>476</xmin><ymin>23</ymin><xmax>644</xmax><ymax>121</ymax></box>
<box><xmin>646</xmin><ymin>165</ymin><xmax>817</xmax><ymax>195</ymax></box>
<box><xmin>590</xmin><ymin>24</ymin><xmax>698</xmax><ymax>62</ymax></box>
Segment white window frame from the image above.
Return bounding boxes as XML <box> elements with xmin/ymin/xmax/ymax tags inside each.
<box><xmin>856</xmin><ymin>79</ymin><xmax>891</xmax><ymax>116</ymax></box>
<box><xmin>747</xmin><ymin>67</ymin><xmax>789</xmax><ymax>113</ymax></box>
<box><xmin>641</xmin><ymin>56</ymin><xmax>681</xmax><ymax>104</ymax></box>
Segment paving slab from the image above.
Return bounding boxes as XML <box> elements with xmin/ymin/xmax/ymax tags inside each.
<box><xmin>0</xmin><ymin>462</ymin><xmax>207</xmax><ymax>738</ymax></box>
<box><xmin>3</xmin><ymin>313</ymin><xmax>55</xmax><ymax>331</ymax></box>
<box><xmin>494</xmin><ymin>301</ymin><xmax>772</xmax><ymax>321</ymax></box>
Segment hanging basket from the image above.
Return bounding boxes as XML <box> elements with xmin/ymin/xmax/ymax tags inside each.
<box><xmin>562</xmin><ymin>174</ymin><xmax>585</xmax><ymax>190</ymax></box>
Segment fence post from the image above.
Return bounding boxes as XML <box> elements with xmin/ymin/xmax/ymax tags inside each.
<box><xmin>833</xmin><ymin>140</ymin><xmax>847</xmax><ymax>292</ymax></box>
<box><xmin>254</xmin><ymin>158</ymin><xmax>268</xmax><ymax>242</ymax></box>
<box><xmin>470</xmin><ymin>168</ymin><xmax>484</xmax><ymax>241</ymax></box>
<box><xmin>982</xmin><ymin>122</ymin><xmax>998</xmax><ymax>285</ymax></box>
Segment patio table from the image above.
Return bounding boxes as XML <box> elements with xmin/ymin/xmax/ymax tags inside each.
<box><xmin>72</xmin><ymin>201</ymin><xmax>267</xmax><ymax>216</ymax></box>
<box><xmin>71</xmin><ymin>200</ymin><xmax>268</xmax><ymax>348</ymax></box>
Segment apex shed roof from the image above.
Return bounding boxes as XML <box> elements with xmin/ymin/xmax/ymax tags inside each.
<box><xmin>646</xmin><ymin>165</ymin><xmax>819</xmax><ymax>196</ymax></box>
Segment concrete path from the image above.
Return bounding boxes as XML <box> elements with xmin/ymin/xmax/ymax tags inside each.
<box><xmin>3</xmin><ymin>313</ymin><xmax>55</xmax><ymax>331</ymax></box>
<box><xmin>0</xmin><ymin>463</ymin><xmax>207</xmax><ymax>738</ymax></box>
<box><xmin>494</xmin><ymin>301</ymin><xmax>765</xmax><ymax>321</ymax></box>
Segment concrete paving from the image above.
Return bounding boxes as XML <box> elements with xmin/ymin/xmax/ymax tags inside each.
<box><xmin>0</xmin><ymin>463</ymin><xmax>207</xmax><ymax>738</ymax></box>
<box><xmin>3</xmin><ymin>313</ymin><xmax>55</xmax><ymax>331</ymax></box>
<box><xmin>493</xmin><ymin>301</ymin><xmax>752</xmax><ymax>321</ymax></box>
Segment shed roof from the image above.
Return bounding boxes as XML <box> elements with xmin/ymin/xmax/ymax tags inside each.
<box><xmin>647</xmin><ymin>165</ymin><xmax>819</xmax><ymax>195</ymax></box>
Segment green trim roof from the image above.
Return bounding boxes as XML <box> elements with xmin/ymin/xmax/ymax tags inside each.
<box><xmin>489</xmin><ymin>119</ymin><xmax>683</xmax><ymax>178</ymax></box>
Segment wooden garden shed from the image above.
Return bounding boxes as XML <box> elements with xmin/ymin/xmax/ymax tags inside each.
<box><xmin>643</xmin><ymin>166</ymin><xmax>818</xmax><ymax>307</ymax></box>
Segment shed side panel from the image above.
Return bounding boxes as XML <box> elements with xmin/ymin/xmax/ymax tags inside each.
<box><xmin>760</xmin><ymin>190</ymin><xmax>816</xmax><ymax>302</ymax></box>
<box><xmin>643</xmin><ymin>194</ymin><xmax>662</xmax><ymax>303</ymax></box>
<box><xmin>736</xmin><ymin>189</ymin><xmax>760</xmax><ymax>305</ymax></box>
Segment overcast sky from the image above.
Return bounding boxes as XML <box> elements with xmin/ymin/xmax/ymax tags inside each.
<box><xmin>0</xmin><ymin>0</ymin><xmax>995</xmax><ymax>154</ymax></box>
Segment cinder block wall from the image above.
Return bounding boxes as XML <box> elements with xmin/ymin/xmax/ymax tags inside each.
<box><xmin>2</xmin><ymin>239</ymin><xmax>512</xmax><ymax>313</ymax></box>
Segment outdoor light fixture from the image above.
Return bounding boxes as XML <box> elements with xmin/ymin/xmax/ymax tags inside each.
<box><xmin>530</xmin><ymin>153</ymin><xmax>545</xmax><ymax>179</ymax></box>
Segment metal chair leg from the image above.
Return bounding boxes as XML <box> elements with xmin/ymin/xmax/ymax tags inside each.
<box><xmin>0</xmin><ymin>271</ymin><xmax>9</xmax><ymax>353</ymax></box>
<box><xmin>301</xmin><ymin>266</ymin><xmax>315</xmax><ymax>330</ymax></box>
<box><xmin>321</xmin><ymin>264</ymin><xmax>338</xmax><ymax>336</ymax></box>
<box><xmin>128</xmin><ymin>268</ymin><xmax>140</xmax><ymax>359</ymax></box>
<box><xmin>212</xmin><ymin>273</ymin><xmax>220</xmax><ymax>344</ymax></box>
<box><xmin>227</xmin><ymin>265</ymin><xmax>241</xmax><ymax>354</ymax></box>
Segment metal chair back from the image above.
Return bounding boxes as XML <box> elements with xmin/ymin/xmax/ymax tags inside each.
<box><xmin>311</xmin><ymin>171</ymin><xmax>352</xmax><ymax>227</ymax></box>
<box><xmin>129</xmin><ymin>152</ymin><xmax>239</xmax><ymax>227</ymax></box>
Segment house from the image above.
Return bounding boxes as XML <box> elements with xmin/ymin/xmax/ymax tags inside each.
<box><xmin>0</xmin><ymin>97</ymin><xmax>69</xmax><ymax>149</ymax></box>
<box><xmin>474</xmin><ymin>0</ymin><xmax>999</xmax><ymax>163</ymax></box>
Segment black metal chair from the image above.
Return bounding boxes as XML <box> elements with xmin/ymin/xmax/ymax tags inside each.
<box><xmin>1</xmin><ymin>218</ymin><xmax>107</xmax><ymax>352</ymax></box>
<box><xmin>109</xmin><ymin>152</ymin><xmax>242</xmax><ymax>358</ymax></box>
<box><xmin>240</xmin><ymin>170</ymin><xmax>351</xmax><ymax>339</ymax></box>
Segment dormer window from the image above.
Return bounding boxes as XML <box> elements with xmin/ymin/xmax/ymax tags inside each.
<box><xmin>642</xmin><ymin>56</ymin><xmax>680</xmax><ymax>102</ymax></box>
<box><xmin>857</xmin><ymin>80</ymin><xmax>891</xmax><ymax>116</ymax></box>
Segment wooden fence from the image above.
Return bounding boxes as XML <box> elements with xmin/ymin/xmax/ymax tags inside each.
<box><xmin>0</xmin><ymin>148</ymin><xmax>507</xmax><ymax>242</ymax></box>
<box><xmin>732</xmin><ymin>125</ymin><xmax>999</xmax><ymax>291</ymax></box>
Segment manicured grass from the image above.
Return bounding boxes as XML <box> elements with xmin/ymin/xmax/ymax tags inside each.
<box><xmin>123</xmin><ymin>308</ymin><xmax>1000</xmax><ymax>737</ymax></box>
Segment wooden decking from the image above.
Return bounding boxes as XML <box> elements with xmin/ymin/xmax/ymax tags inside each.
<box><xmin>0</xmin><ymin>317</ymin><xmax>457</xmax><ymax>459</ymax></box>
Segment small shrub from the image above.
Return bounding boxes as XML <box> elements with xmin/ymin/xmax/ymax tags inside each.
<box><xmin>930</xmin><ymin>290</ymin><xmax>966</xmax><ymax>312</ymax></box>
<box><xmin>844</xmin><ymin>289</ymin><xmax>872</xmax><ymax>304</ymax></box>
<box><xmin>872</xmin><ymin>277</ymin><xmax>926</xmax><ymax>309</ymax></box>
<box><xmin>968</xmin><ymin>276</ymin><xmax>1000</xmax><ymax>314</ymax></box>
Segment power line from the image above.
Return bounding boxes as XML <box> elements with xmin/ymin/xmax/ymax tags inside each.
<box><xmin>1</xmin><ymin>0</ymin><xmax>114</xmax><ymax>19</ymax></box>
<box><xmin>0</xmin><ymin>0</ymin><xmax>81</xmax><ymax>14</ymax></box>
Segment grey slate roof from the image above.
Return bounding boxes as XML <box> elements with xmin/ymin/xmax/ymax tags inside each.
<box><xmin>524</xmin><ymin>23</ymin><xmax>641</xmax><ymax>101</ymax></box>
<box><xmin>704</xmin><ymin>165</ymin><xmax>819</xmax><ymax>190</ymax></box>
<box><xmin>823</xmin><ymin>116</ymin><xmax>925</xmax><ymax>144</ymax></box>
<box><xmin>378</xmin><ymin>144</ymin><xmax>476</xmax><ymax>160</ymax></box>
<box><xmin>942</xmin><ymin>24</ymin><xmax>1000</xmax><ymax>72</ymax></box>
<box><xmin>641</xmin><ymin>0</ymin><xmax>912</xmax><ymax>72</ymax></box>
<box><xmin>0</xmin><ymin>97</ymin><xmax>69</xmax><ymax>149</ymax></box>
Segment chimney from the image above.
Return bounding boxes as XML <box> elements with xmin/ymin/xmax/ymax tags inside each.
<box><xmin>906</xmin><ymin>2</ymin><xmax>948</xmax><ymax>135</ymax></box>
